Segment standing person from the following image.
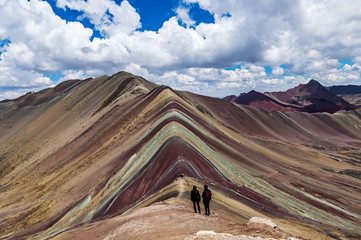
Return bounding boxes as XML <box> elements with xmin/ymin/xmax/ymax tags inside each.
<box><xmin>202</xmin><ymin>184</ymin><xmax>212</xmax><ymax>216</ymax></box>
<box><xmin>190</xmin><ymin>185</ymin><xmax>201</xmax><ymax>213</ymax></box>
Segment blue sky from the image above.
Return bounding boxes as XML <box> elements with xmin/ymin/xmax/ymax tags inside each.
<box><xmin>0</xmin><ymin>0</ymin><xmax>361</xmax><ymax>100</ymax></box>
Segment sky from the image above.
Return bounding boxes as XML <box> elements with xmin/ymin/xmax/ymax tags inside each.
<box><xmin>1</xmin><ymin>0</ymin><xmax>361</xmax><ymax>100</ymax></box>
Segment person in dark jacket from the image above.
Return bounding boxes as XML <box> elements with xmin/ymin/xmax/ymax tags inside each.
<box><xmin>190</xmin><ymin>185</ymin><xmax>201</xmax><ymax>213</ymax></box>
<box><xmin>202</xmin><ymin>184</ymin><xmax>212</xmax><ymax>216</ymax></box>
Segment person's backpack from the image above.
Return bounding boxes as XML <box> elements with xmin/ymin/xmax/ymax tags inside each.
<box><xmin>196</xmin><ymin>190</ymin><xmax>200</xmax><ymax>201</ymax></box>
<box><xmin>205</xmin><ymin>190</ymin><xmax>212</xmax><ymax>200</ymax></box>
<box><xmin>191</xmin><ymin>189</ymin><xmax>201</xmax><ymax>201</ymax></box>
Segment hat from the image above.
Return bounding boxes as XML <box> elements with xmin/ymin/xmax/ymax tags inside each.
<box><xmin>204</xmin><ymin>184</ymin><xmax>208</xmax><ymax>188</ymax></box>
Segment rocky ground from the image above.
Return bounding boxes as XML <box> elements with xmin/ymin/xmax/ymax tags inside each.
<box><xmin>51</xmin><ymin>201</ymin><xmax>306</xmax><ymax>240</ymax></box>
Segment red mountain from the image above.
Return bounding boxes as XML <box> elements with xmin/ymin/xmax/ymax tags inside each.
<box><xmin>227</xmin><ymin>80</ymin><xmax>356</xmax><ymax>113</ymax></box>
<box><xmin>234</xmin><ymin>90</ymin><xmax>300</xmax><ymax>112</ymax></box>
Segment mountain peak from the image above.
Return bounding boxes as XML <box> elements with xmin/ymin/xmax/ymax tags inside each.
<box><xmin>307</xmin><ymin>79</ymin><xmax>322</xmax><ymax>86</ymax></box>
<box><xmin>235</xmin><ymin>90</ymin><xmax>268</xmax><ymax>104</ymax></box>
<box><xmin>300</xmin><ymin>79</ymin><xmax>326</xmax><ymax>93</ymax></box>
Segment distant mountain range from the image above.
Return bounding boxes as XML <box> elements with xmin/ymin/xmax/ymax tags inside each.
<box><xmin>225</xmin><ymin>79</ymin><xmax>360</xmax><ymax>113</ymax></box>
<box><xmin>327</xmin><ymin>84</ymin><xmax>361</xmax><ymax>107</ymax></box>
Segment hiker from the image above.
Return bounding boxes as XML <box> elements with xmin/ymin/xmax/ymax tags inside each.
<box><xmin>190</xmin><ymin>185</ymin><xmax>201</xmax><ymax>213</ymax></box>
<box><xmin>202</xmin><ymin>184</ymin><xmax>212</xmax><ymax>215</ymax></box>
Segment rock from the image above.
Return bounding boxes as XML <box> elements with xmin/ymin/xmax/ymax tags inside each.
<box><xmin>247</xmin><ymin>217</ymin><xmax>277</xmax><ymax>229</ymax></box>
<box><xmin>184</xmin><ymin>231</ymin><xmax>233</xmax><ymax>239</ymax></box>
<box><xmin>196</xmin><ymin>230</ymin><xmax>218</xmax><ymax>236</ymax></box>
<box><xmin>184</xmin><ymin>231</ymin><xmax>278</xmax><ymax>240</ymax></box>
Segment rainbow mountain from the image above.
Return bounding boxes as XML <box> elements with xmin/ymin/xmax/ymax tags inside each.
<box><xmin>0</xmin><ymin>72</ymin><xmax>361</xmax><ymax>239</ymax></box>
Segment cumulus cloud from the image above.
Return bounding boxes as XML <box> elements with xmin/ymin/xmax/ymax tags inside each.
<box><xmin>176</xmin><ymin>6</ymin><xmax>196</xmax><ymax>27</ymax></box>
<box><xmin>59</xmin><ymin>69</ymin><xmax>87</xmax><ymax>81</ymax></box>
<box><xmin>272</xmin><ymin>67</ymin><xmax>285</xmax><ymax>77</ymax></box>
<box><xmin>56</xmin><ymin>0</ymin><xmax>141</xmax><ymax>36</ymax></box>
<box><xmin>0</xmin><ymin>0</ymin><xmax>94</xmax><ymax>73</ymax></box>
<box><xmin>0</xmin><ymin>0</ymin><xmax>361</xmax><ymax>100</ymax></box>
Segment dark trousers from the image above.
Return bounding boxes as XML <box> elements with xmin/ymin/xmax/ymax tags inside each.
<box><xmin>193</xmin><ymin>201</ymin><xmax>200</xmax><ymax>213</ymax></box>
<box><xmin>203</xmin><ymin>200</ymin><xmax>210</xmax><ymax>215</ymax></box>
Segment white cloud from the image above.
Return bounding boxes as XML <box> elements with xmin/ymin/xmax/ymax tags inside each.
<box><xmin>183</xmin><ymin>0</ymin><xmax>234</xmax><ymax>17</ymax></box>
<box><xmin>4</xmin><ymin>42</ymin><xmax>35</xmax><ymax>70</ymax></box>
<box><xmin>313</xmin><ymin>67</ymin><xmax>361</xmax><ymax>86</ymax></box>
<box><xmin>249</xmin><ymin>65</ymin><xmax>265</xmax><ymax>73</ymax></box>
<box><xmin>56</xmin><ymin>0</ymin><xmax>141</xmax><ymax>36</ymax></box>
<box><xmin>176</xmin><ymin>7</ymin><xmax>196</xmax><ymax>27</ymax></box>
<box><xmin>185</xmin><ymin>65</ymin><xmax>267</xmax><ymax>84</ymax></box>
<box><xmin>343</xmin><ymin>64</ymin><xmax>352</xmax><ymax>72</ymax></box>
<box><xmin>30</xmin><ymin>76</ymin><xmax>52</xmax><ymax>85</ymax></box>
<box><xmin>262</xmin><ymin>78</ymin><xmax>285</xmax><ymax>85</ymax></box>
<box><xmin>1</xmin><ymin>0</ymin><xmax>361</xmax><ymax>100</ymax></box>
<box><xmin>123</xmin><ymin>63</ymin><xmax>151</xmax><ymax>79</ymax></box>
<box><xmin>272</xmin><ymin>67</ymin><xmax>285</xmax><ymax>77</ymax></box>
<box><xmin>217</xmin><ymin>81</ymin><xmax>244</xmax><ymax>89</ymax></box>
<box><xmin>0</xmin><ymin>0</ymin><xmax>94</xmax><ymax>73</ymax></box>
<box><xmin>60</xmin><ymin>70</ymin><xmax>87</xmax><ymax>81</ymax></box>
<box><xmin>305</xmin><ymin>59</ymin><xmax>340</xmax><ymax>73</ymax></box>
<box><xmin>263</xmin><ymin>31</ymin><xmax>299</xmax><ymax>65</ymax></box>
<box><xmin>177</xmin><ymin>74</ymin><xmax>196</xmax><ymax>85</ymax></box>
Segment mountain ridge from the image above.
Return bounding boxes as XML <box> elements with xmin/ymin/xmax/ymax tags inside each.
<box><xmin>327</xmin><ymin>84</ymin><xmax>361</xmax><ymax>107</ymax></box>
<box><xmin>226</xmin><ymin>79</ymin><xmax>358</xmax><ymax>113</ymax></box>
